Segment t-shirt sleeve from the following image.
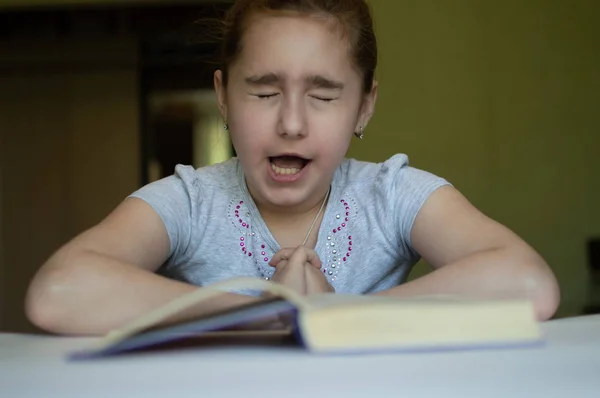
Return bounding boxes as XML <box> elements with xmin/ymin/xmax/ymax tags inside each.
<box><xmin>127</xmin><ymin>164</ymin><xmax>203</xmax><ymax>267</ymax></box>
<box><xmin>381</xmin><ymin>154</ymin><xmax>452</xmax><ymax>257</ymax></box>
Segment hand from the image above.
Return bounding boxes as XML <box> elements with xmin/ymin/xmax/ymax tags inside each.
<box><xmin>269</xmin><ymin>246</ymin><xmax>334</xmax><ymax>295</ymax></box>
<box><xmin>268</xmin><ymin>246</ymin><xmax>319</xmax><ymax>295</ymax></box>
<box><xmin>304</xmin><ymin>260</ymin><xmax>335</xmax><ymax>295</ymax></box>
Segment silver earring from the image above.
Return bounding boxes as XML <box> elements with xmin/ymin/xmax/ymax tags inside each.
<box><xmin>354</xmin><ymin>126</ymin><xmax>364</xmax><ymax>140</ymax></box>
<box><xmin>224</xmin><ymin>122</ymin><xmax>229</xmax><ymax>131</ymax></box>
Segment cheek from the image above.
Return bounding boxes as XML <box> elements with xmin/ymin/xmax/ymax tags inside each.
<box><xmin>227</xmin><ymin>96</ymin><xmax>358</xmax><ymax>160</ymax></box>
<box><xmin>320</xmin><ymin>131</ymin><xmax>353</xmax><ymax>163</ymax></box>
<box><xmin>227</xmin><ymin>105</ymin><xmax>272</xmax><ymax>158</ymax></box>
<box><xmin>313</xmin><ymin>110</ymin><xmax>356</xmax><ymax>149</ymax></box>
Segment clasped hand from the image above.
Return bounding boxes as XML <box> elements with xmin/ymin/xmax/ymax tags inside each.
<box><xmin>268</xmin><ymin>246</ymin><xmax>335</xmax><ymax>296</ymax></box>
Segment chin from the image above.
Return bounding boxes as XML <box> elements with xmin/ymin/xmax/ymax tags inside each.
<box><xmin>261</xmin><ymin>186</ymin><xmax>312</xmax><ymax>208</ymax></box>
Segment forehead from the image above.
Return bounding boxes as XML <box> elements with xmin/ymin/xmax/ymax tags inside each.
<box><xmin>231</xmin><ymin>13</ymin><xmax>359</xmax><ymax>83</ymax></box>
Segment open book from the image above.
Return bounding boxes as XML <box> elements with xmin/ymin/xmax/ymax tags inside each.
<box><xmin>70</xmin><ymin>277</ymin><xmax>543</xmax><ymax>359</ymax></box>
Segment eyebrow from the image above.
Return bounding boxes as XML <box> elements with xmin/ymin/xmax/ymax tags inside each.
<box><xmin>308</xmin><ymin>75</ymin><xmax>344</xmax><ymax>90</ymax></box>
<box><xmin>245</xmin><ymin>73</ymin><xmax>280</xmax><ymax>86</ymax></box>
<box><xmin>244</xmin><ymin>73</ymin><xmax>344</xmax><ymax>90</ymax></box>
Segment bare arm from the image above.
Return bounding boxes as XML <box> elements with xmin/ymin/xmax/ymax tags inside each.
<box><xmin>375</xmin><ymin>186</ymin><xmax>560</xmax><ymax>321</ymax></box>
<box><xmin>25</xmin><ymin>198</ymin><xmax>259</xmax><ymax>336</ymax></box>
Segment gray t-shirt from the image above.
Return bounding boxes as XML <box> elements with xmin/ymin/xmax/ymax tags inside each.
<box><xmin>129</xmin><ymin>153</ymin><xmax>450</xmax><ymax>295</ymax></box>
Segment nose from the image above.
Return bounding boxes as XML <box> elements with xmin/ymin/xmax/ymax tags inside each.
<box><xmin>277</xmin><ymin>94</ymin><xmax>307</xmax><ymax>139</ymax></box>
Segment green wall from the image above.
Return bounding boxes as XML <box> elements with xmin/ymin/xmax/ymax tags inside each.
<box><xmin>350</xmin><ymin>0</ymin><xmax>600</xmax><ymax>317</ymax></box>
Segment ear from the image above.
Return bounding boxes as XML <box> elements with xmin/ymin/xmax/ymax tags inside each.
<box><xmin>354</xmin><ymin>79</ymin><xmax>378</xmax><ymax>133</ymax></box>
<box><xmin>214</xmin><ymin>70</ymin><xmax>228</xmax><ymax>122</ymax></box>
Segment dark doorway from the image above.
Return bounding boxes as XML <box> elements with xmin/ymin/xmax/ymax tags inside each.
<box><xmin>136</xmin><ymin>2</ymin><xmax>235</xmax><ymax>184</ymax></box>
<box><xmin>0</xmin><ymin>1</ymin><xmax>235</xmax><ymax>186</ymax></box>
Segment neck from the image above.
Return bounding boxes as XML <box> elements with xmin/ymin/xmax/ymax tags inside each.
<box><xmin>249</xmin><ymin>185</ymin><xmax>331</xmax><ymax>228</ymax></box>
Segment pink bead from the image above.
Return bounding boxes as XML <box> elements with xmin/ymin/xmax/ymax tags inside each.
<box><xmin>347</xmin><ymin>253</ymin><xmax>350</xmax><ymax>257</ymax></box>
<box><xmin>240</xmin><ymin>242</ymin><xmax>244</xmax><ymax>247</ymax></box>
<box><xmin>346</xmin><ymin>212</ymin><xmax>349</xmax><ymax>216</ymax></box>
<box><xmin>348</xmin><ymin>236</ymin><xmax>352</xmax><ymax>239</ymax></box>
<box><xmin>337</xmin><ymin>227</ymin><xmax>341</xmax><ymax>231</ymax></box>
<box><xmin>323</xmin><ymin>269</ymin><xmax>326</xmax><ymax>273</ymax></box>
<box><xmin>248</xmin><ymin>252</ymin><xmax>252</xmax><ymax>257</ymax></box>
<box><xmin>264</xmin><ymin>257</ymin><xmax>268</xmax><ymax>261</ymax></box>
<box><xmin>340</xmin><ymin>200</ymin><xmax>344</xmax><ymax>203</ymax></box>
<box><xmin>261</xmin><ymin>251</ymin><xmax>266</xmax><ymax>255</ymax></box>
<box><xmin>240</xmin><ymin>237</ymin><xmax>244</xmax><ymax>241</ymax></box>
<box><xmin>349</xmin><ymin>241</ymin><xmax>353</xmax><ymax>246</ymax></box>
<box><xmin>345</xmin><ymin>217</ymin><xmax>349</xmax><ymax>222</ymax></box>
<box><xmin>239</xmin><ymin>219</ymin><xmax>243</xmax><ymax>223</ymax></box>
<box><xmin>332</xmin><ymin>229</ymin><xmax>337</xmax><ymax>233</ymax></box>
<box><xmin>343</xmin><ymin>257</ymin><xmax>347</xmax><ymax>261</ymax></box>
<box><xmin>348</xmin><ymin>247</ymin><xmax>352</xmax><ymax>252</ymax></box>
<box><xmin>346</xmin><ymin>207</ymin><xmax>350</xmax><ymax>211</ymax></box>
<box><xmin>341</xmin><ymin>223</ymin><xmax>346</xmax><ymax>228</ymax></box>
<box><xmin>246</xmin><ymin>225</ymin><xmax>249</xmax><ymax>228</ymax></box>
<box><xmin>261</xmin><ymin>244</ymin><xmax>265</xmax><ymax>249</ymax></box>
<box><xmin>242</xmin><ymin>222</ymin><xmax>247</xmax><ymax>227</ymax></box>
<box><xmin>236</xmin><ymin>205</ymin><xmax>240</xmax><ymax>209</ymax></box>
<box><xmin>239</xmin><ymin>201</ymin><xmax>244</xmax><ymax>204</ymax></box>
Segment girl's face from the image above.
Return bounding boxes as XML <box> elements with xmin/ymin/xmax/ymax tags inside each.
<box><xmin>215</xmin><ymin>12</ymin><xmax>377</xmax><ymax>212</ymax></box>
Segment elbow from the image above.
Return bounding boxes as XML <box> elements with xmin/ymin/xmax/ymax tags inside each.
<box><xmin>534</xmin><ymin>280</ymin><xmax>560</xmax><ymax>322</ymax></box>
<box><xmin>25</xmin><ymin>295</ymin><xmax>56</xmax><ymax>334</ymax></box>
<box><xmin>25</xmin><ymin>244</ymin><xmax>102</xmax><ymax>335</ymax></box>
<box><xmin>525</xmin><ymin>262</ymin><xmax>561</xmax><ymax>322</ymax></box>
<box><xmin>24</xmin><ymin>258</ymin><xmax>90</xmax><ymax>335</ymax></box>
<box><xmin>25</xmin><ymin>267</ymin><xmax>69</xmax><ymax>334</ymax></box>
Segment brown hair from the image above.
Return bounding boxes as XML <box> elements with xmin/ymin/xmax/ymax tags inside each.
<box><xmin>219</xmin><ymin>0</ymin><xmax>377</xmax><ymax>93</ymax></box>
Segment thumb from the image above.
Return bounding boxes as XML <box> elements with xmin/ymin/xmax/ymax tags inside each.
<box><xmin>268</xmin><ymin>247</ymin><xmax>296</xmax><ymax>267</ymax></box>
<box><xmin>289</xmin><ymin>246</ymin><xmax>322</xmax><ymax>269</ymax></box>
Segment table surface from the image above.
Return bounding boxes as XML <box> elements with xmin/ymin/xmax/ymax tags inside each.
<box><xmin>2</xmin><ymin>314</ymin><xmax>600</xmax><ymax>398</ymax></box>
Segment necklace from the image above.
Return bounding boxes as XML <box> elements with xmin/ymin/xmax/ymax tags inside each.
<box><xmin>301</xmin><ymin>185</ymin><xmax>331</xmax><ymax>246</ymax></box>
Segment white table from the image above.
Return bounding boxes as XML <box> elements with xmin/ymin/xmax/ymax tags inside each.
<box><xmin>2</xmin><ymin>315</ymin><xmax>600</xmax><ymax>397</ymax></box>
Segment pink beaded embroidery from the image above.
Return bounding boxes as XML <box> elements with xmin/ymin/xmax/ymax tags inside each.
<box><xmin>229</xmin><ymin>199</ymin><xmax>273</xmax><ymax>280</ymax></box>
<box><xmin>322</xmin><ymin>195</ymin><xmax>357</xmax><ymax>282</ymax></box>
<box><xmin>228</xmin><ymin>193</ymin><xmax>358</xmax><ymax>284</ymax></box>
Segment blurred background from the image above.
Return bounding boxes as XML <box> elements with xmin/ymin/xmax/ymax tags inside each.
<box><xmin>0</xmin><ymin>0</ymin><xmax>598</xmax><ymax>333</ymax></box>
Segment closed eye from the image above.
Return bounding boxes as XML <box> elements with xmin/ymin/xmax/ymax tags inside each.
<box><xmin>255</xmin><ymin>93</ymin><xmax>279</xmax><ymax>99</ymax></box>
<box><xmin>311</xmin><ymin>96</ymin><xmax>337</xmax><ymax>103</ymax></box>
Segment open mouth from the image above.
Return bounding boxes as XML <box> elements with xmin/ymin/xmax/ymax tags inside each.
<box><xmin>269</xmin><ymin>155</ymin><xmax>310</xmax><ymax>175</ymax></box>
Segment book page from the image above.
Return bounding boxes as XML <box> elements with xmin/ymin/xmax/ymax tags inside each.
<box><xmin>100</xmin><ymin>277</ymin><xmax>308</xmax><ymax>347</ymax></box>
<box><xmin>303</xmin><ymin>292</ymin><xmax>526</xmax><ymax>310</ymax></box>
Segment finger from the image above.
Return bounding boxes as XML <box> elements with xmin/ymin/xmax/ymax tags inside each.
<box><xmin>269</xmin><ymin>248</ymin><xmax>296</xmax><ymax>267</ymax></box>
<box><xmin>303</xmin><ymin>247</ymin><xmax>323</xmax><ymax>269</ymax></box>
<box><xmin>270</xmin><ymin>257</ymin><xmax>307</xmax><ymax>295</ymax></box>
<box><xmin>305</xmin><ymin>265</ymin><xmax>335</xmax><ymax>295</ymax></box>
<box><xmin>289</xmin><ymin>246</ymin><xmax>322</xmax><ymax>269</ymax></box>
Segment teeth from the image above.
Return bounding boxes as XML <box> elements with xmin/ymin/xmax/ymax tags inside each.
<box><xmin>271</xmin><ymin>163</ymin><xmax>301</xmax><ymax>175</ymax></box>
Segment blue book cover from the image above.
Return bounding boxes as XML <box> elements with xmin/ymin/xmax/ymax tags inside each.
<box><xmin>69</xmin><ymin>296</ymin><xmax>299</xmax><ymax>360</ymax></box>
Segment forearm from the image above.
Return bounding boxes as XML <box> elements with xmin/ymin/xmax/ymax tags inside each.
<box><xmin>375</xmin><ymin>248</ymin><xmax>560</xmax><ymax>321</ymax></box>
<box><xmin>25</xmin><ymin>250</ymin><xmax>261</xmax><ymax>336</ymax></box>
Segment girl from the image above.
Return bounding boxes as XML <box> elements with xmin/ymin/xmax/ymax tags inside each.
<box><xmin>25</xmin><ymin>0</ymin><xmax>560</xmax><ymax>336</ymax></box>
